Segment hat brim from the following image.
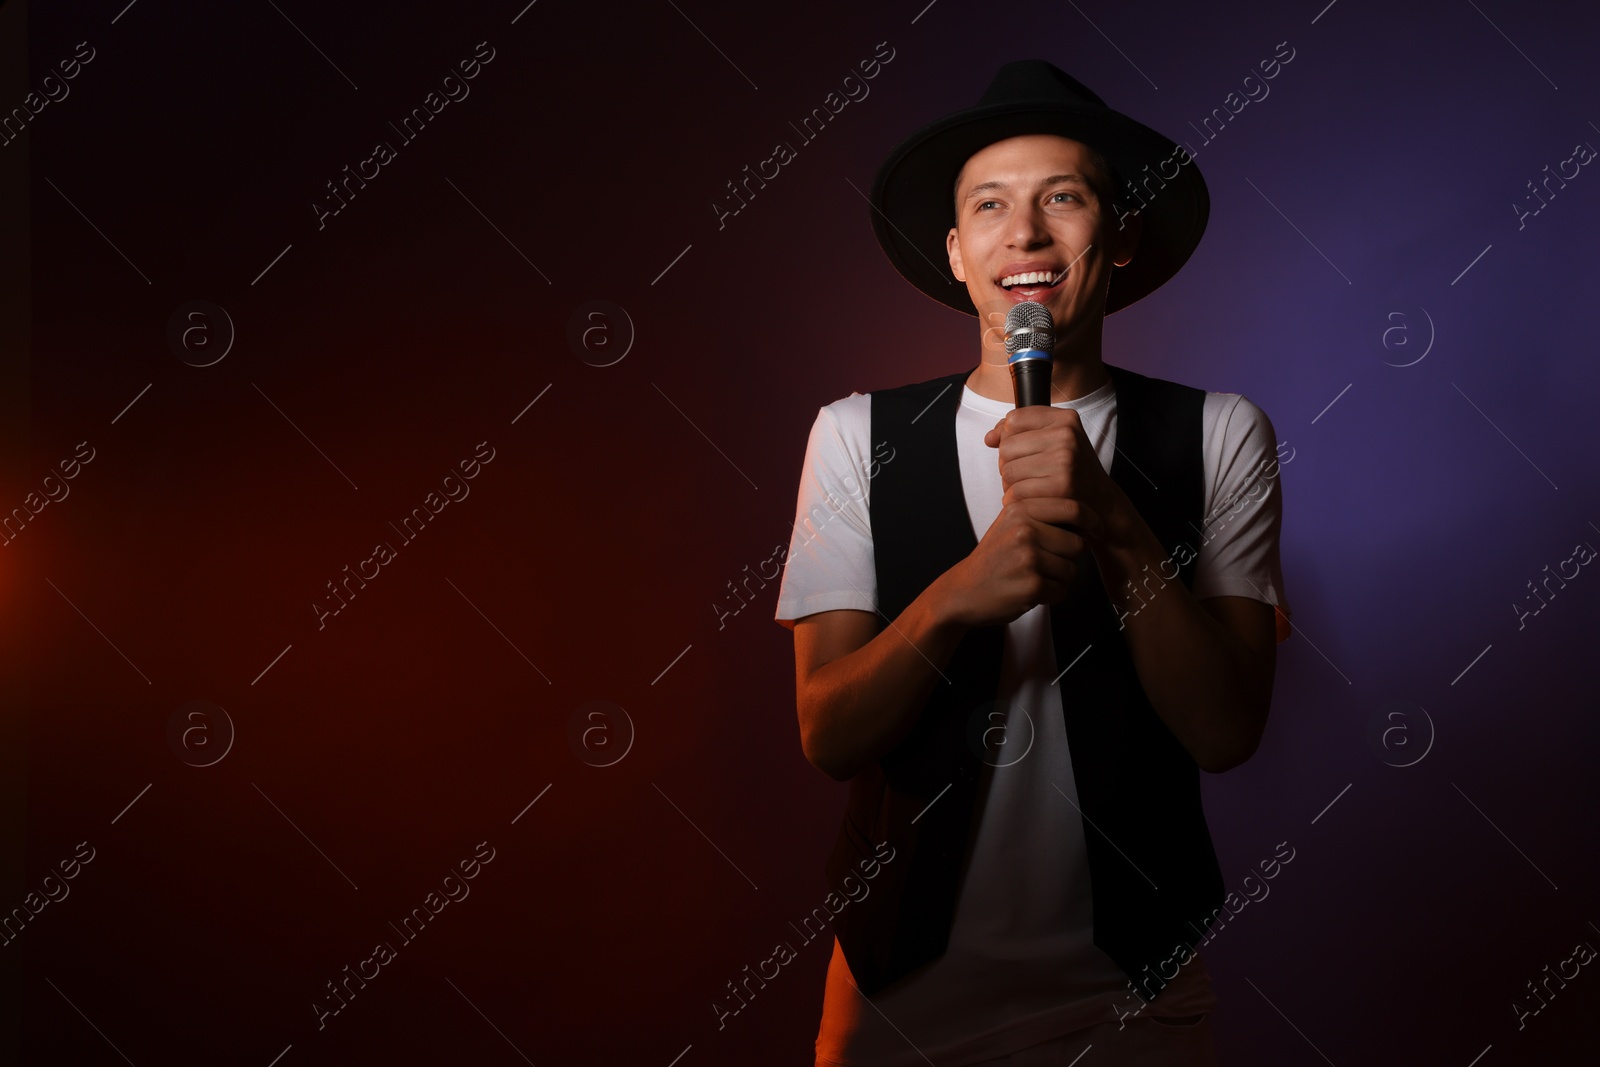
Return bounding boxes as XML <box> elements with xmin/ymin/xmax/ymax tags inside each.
<box><xmin>870</xmin><ymin>103</ymin><xmax>1208</xmax><ymax>316</ymax></box>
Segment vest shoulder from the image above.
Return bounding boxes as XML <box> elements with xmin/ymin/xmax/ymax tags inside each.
<box><xmin>868</xmin><ymin>369</ymin><xmax>969</xmax><ymax>401</ymax></box>
<box><xmin>1107</xmin><ymin>362</ymin><xmax>1205</xmax><ymax>400</ymax></box>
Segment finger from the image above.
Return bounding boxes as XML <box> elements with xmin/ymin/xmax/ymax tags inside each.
<box><xmin>1030</xmin><ymin>557</ymin><xmax>1078</xmax><ymax>600</ymax></box>
<box><xmin>1032</xmin><ymin>522</ymin><xmax>1087</xmax><ymax>560</ymax></box>
<box><xmin>1034</xmin><ymin>578</ymin><xmax>1076</xmax><ymax>607</ymax></box>
<box><xmin>996</xmin><ymin>434</ymin><xmax>1043</xmax><ymax>465</ymax></box>
<box><xmin>1020</xmin><ymin>496</ymin><xmax>1101</xmax><ymax>536</ymax></box>
<box><xmin>1011</xmin><ymin>407</ymin><xmax>1074</xmax><ymax>431</ymax></box>
<box><xmin>1001</xmin><ymin>473</ymin><xmax>1073</xmax><ymax>505</ymax></box>
<box><xmin>997</xmin><ymin>452</ymin><xmax>1063</xmax><ymax>495</ymax></box>
<box><xmin>1002</xmin><ymin>407</ymin><xmax>1057</xmax><ymax>433</ymax></box>
<box><xmin>997</xmin><ymin>426</ymin><xmax>1074</xmax><ymax>464</ymax></box>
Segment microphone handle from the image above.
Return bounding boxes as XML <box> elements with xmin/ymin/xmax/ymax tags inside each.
<box><xmin>1009</xmin><ymin>351</ymin><xmax>1052</xmax><ymax>408</ymax></box>
<box><xmin>1006</xmin><ymin>350</ymin><xmax>1088</xmax><ymax>546</ymax></box>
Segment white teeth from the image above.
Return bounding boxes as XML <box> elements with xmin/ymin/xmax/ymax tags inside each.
<box><xmin>1000</xmin><ymin>270</ymin><xmax>1060</xmax><ymax>288</ymax></box>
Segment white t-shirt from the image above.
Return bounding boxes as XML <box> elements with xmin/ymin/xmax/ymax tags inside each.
<box><xmin>774</xmin><ymin>371</ymin><xmax>1292</xmax><ymax>1067</ymax></box>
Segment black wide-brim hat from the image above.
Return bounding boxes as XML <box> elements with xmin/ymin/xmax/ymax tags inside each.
<box><xmin>869</xmin><ymin>60</ymin><xmax>1208</xmax><ymax>316</ymax></box>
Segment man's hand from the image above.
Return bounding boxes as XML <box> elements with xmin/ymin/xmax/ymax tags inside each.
<box><xmin>984</xmin><ymin>405</ymin><xmax>1125</xmax><ymax>549</ymax></box>
<box><xmin>976</xmin><ymin>401</ymin><xmax>1279</xmax><ymax>773</ymax></box>
<box><xmin>937</xmin><ymin>497</ymin><xmax>1093</xmax><ymax>628</ymax></box>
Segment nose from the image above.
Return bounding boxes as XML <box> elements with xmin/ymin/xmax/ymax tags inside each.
<box><xmin>1007</xmin><ymin>199</ymin><xmax>1051</xmax><ymax>248</ymax></box>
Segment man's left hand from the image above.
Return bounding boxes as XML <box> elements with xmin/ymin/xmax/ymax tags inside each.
<box><xmin>984</xmin><ymin>406</ymin><xmax>1127</xmax><ymax>548</ymax></box>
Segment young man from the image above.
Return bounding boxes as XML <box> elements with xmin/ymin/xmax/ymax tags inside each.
<box><xmin>775</xmin><ymin>61</ymin><xmax>1292</xmax><ymax>1065</ymax></box>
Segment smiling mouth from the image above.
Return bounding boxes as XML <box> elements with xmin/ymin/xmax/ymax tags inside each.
<box><xmin>998</xmin><ymin>269</ymin><xmax>1066</xmax><ymax>294</ymax></box>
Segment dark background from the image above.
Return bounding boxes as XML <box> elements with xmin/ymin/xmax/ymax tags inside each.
<box><xmin>4</xmin><ymin>0</ymin><xmax>1598</xmax><ymax>1063</ymax></box>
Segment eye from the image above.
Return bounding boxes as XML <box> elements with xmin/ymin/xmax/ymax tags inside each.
<box><xmin>1048</xmin><ymin>191</ymin><xmax>1079</xmax><ymax>204</ymax></box>
<box><xmin>976</xmin><ymin>199</ymin><xmax>1000</xmax><ymax>211</ymax></box>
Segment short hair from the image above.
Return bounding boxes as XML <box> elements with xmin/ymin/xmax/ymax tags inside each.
<box><xmin>951</xmin><ymin>142</ymin><xmax>1128</xmax><ymax>225</ymax></box>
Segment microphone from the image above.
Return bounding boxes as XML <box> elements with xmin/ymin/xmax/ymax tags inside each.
<box><xmin>1003</xmin><ymin>300</ymin><xmax>1087</xmax><ymax>547</ymax></box>
<box><xmin>1004</xmin><ymin>301</ymin><xmax>1054</xmax><ymax>408</ymax></box>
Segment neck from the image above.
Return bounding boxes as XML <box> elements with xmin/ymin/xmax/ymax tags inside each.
<box><xmin>966</xmin><ymin>315</ymin><xmax>1111</xmax><ymax>403</ymax></box>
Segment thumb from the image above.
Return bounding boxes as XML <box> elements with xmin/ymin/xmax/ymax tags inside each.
<box><xmin>984</xmin><ymin>427</ymin><xmax>1000</xmax><ymax>448</ymax></box>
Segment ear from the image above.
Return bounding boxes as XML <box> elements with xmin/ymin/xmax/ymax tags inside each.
<box><xmin>946</xmin><ymin>226</ymin><xmax>967</xmax><ymax>282</ymax></box>
<box><xmin>1110</xmin><ymin>206</ymin><xmax>1141</xmax><ymax>267</ymax></box>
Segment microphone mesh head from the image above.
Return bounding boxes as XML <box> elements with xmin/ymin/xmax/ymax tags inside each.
<box><xmin>1004</xmin><ymin>301</ymin><xmax>1055</xmax><ymax>355</ymax></box>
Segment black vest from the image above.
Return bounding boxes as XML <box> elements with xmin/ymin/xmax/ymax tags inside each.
<box><xmin>824</xmin><ymin>362</ymin><xmax>1224</xmax><ymax>1002</ymax></box>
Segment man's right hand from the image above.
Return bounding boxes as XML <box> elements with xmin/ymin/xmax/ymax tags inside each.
<box><xmin>795</xmin><ymin>499</ymin><xmax>1093</xmax><ymax>781</ymax></box>
<box><xmin>938</xmin><ymin>498</ymin><xmax>1093</xmax><ymax>628</ymax></box>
